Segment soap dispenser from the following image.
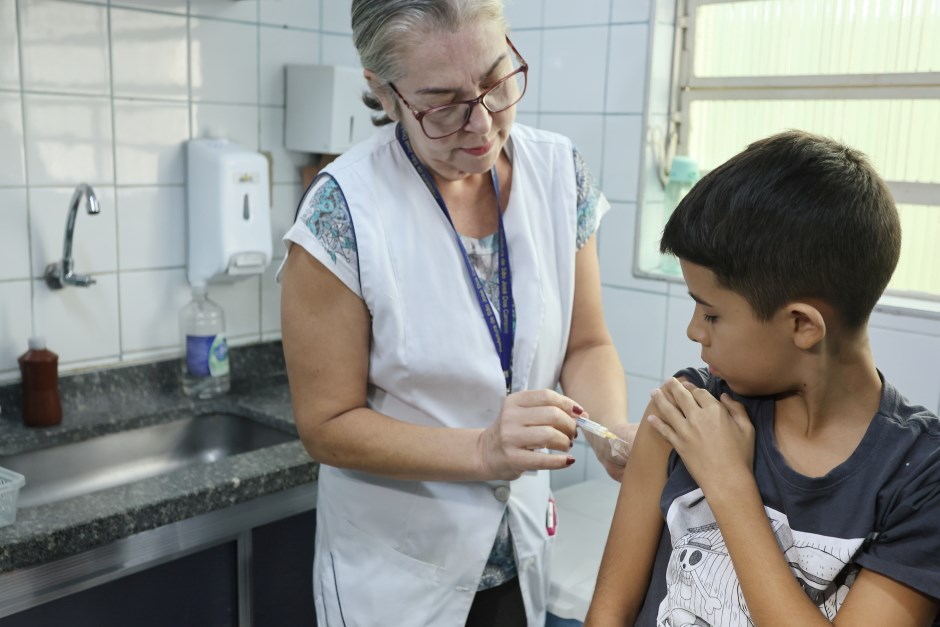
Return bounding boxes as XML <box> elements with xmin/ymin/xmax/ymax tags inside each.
<box><xmin>186</xmin><ymin>138</ymin><xmax>273</xmax><ymax>286</ymax></box>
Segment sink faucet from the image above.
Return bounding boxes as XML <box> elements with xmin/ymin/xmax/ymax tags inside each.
<box><xmin>44</xmin><ymin>183</ymin><xmax>100</xmax><ymax>289</ymax></box>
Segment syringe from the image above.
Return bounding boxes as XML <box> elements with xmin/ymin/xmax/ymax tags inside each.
<box><xmin>575</xmin><ymin>415</ymin><xmax>631</xmax><ymax>457</ymax></box>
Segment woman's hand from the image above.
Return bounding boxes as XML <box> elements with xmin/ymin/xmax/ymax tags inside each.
<box><xmin>586</xmin><ymin>420</ymin><xmax>637</xmax><ymax>482</ymax></box>
<box><xmin>646</xmin><ymin>378</ymin><xmax>754</xmax><ymax>494</ymax></box>
<box><xmin>477</xmin><ymin>389</ymin><xmax>581</xmax><ymax>480</ymax></box>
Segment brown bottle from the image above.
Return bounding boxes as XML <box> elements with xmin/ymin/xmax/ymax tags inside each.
<box><xmin>17</xmin><ymin>337</ymin><xmax>63</xmax><ymax>428</ymax></box>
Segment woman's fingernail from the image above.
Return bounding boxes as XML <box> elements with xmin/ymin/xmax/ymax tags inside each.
<box><xmin>566</xmin><ymin>457</ymin><xmax>576</xmax><ymax>466</ymax></box>
<box><xmin>572</xmin><ymin>405</ymin><xmax>584</xmax><ymax>415</ymax></box>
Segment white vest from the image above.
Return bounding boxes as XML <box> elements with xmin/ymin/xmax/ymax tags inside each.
<box><xmin>309</xmin><ymin>123</ymin><xmax>578</xmax><ymax>627</ymax></box>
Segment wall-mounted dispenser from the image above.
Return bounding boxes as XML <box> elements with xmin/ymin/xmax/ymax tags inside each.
<box><xmin>285</xmin><ymin>64</ymin><xmax>375</xmax><ymax>154</ymax></box>
<box><xmin>186</xmin><ymin>138</ymin><xmax>273</xmax><ymax>286</ymax></box>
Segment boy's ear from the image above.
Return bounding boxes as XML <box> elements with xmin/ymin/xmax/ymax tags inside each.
<box><xmin>363</xmin><ymin>69</ymin><xmax>399</xmax><ymax>122</ymax></box>
<box><xmin>786</xmin><ymin>302</ymin><xmax>826</xmax><ymax>350</ymax></box>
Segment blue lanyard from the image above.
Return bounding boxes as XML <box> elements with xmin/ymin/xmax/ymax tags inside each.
<box><xmin>396</xmin><ymin>125</ymin><xmax>514</xmax><ymax>394</ymax></box>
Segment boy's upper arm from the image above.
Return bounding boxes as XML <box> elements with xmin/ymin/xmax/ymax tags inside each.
<box><xmin>835</xmin><ymin>568</ymin><xmax>939</xmax><ymax>626</ymax></box>
<box><xmin>588</xmin><ymin>399</ymin><xmax>674</xmax><ymax>624</ymax></box>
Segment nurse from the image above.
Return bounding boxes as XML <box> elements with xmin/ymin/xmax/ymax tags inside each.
<box><xmin>278</xmin><ymin>1</ymin><xmax>635</xmax><ymax>624</ymax></box>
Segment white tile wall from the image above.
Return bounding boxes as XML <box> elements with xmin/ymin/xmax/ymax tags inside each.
<box><xmin>2</xmin><ymin>0</ymin><xmax>937</xmax><ymax>446</ymax></box>
<box><xmin>189</xmin><ymin>0</ymin><xmax>256</xmax><ymax>22</ymax></box>
<box><xmin>113</xmin><ymin>101</ymin><xmax>189</xmax><ymax>185</ymax></box>
<box><xmin>0</xmin><ymin>93</ymin><xmax>25</xmax><ymax>185</ymax></box>
<box><xmin>111</xmin><ymin>8</ymin><xmax>189</xmax><ymax>100</ymax></box>
<box><xmin>23</xmin><ymin>94</ymin><xmax>114</xmax><ymax>186</ymax></box>
<box><xmin>598</xmin><ymin>201</ymin><xmax>668</xmax><ymax>294</ymax></box>
<box><xmin>32</xmin><ymin>273</ymin><xmax>121</xmax><ymax>363</ymax></box>
<box><xmin>538</xmin><ymin>113</ymin><xmax>604</xmax><ymax>176</ymax></box>
<box><xmin>320</xmin><ymin>33</ymin><xmax>359</xmax><ymax>67</ymax></box>
<box><xmin>260</xmin><ymin>26</ymin><xmax>320</xmax><ymax>106</ymax></box>
<box><xmin>260</xmin><ymin>107</ymin><xmax>313</xmax><ymax>184</ymax></box>
<box><xmin>191</xmin><ymin>102</ymin><xmax>258</xmax><ymax>148</ymax></box>
<box><xmin>19</xmin><ymin>0</ymin><xmax>110</xmax><ymax>96</ymax></box>
<box><xmin>540</xmin><ymin>26</ymin><xmax>608</xmax><ymax>113</ymax></box>
<box><xmin>601</xmin><ymin>115</ymin><xmax>643</xmax><ymax>202</ymax></box>
<box><xmin>190</xmin><ymin>18</ymin><xmax>259</xmax><ymax>104</ymax></box>
<box><xmin>0</xmin><ymin>189</ymin><xmax>30</xmax><ymax>282</ymax></box>
<box><xmin>260</xmin><ymin>0</ymin><xmax>319</xmax><ymax>30</ymax></box>
<box><xmin>269</xmin><ymin>182</ymin><xmax>302</xmax><ymax>256</ymax></box>
<box><xmin>116</xmin><ymin>187</ymin><xmax>186</xmax><ymax>271</ymax></box>
<box><xmin>612</xmin><ymin>0</ymin><xmax>651</xmax><ymax>23</ymax></box>
<box><xmin>321</xmin><ymin>0</ymin><xmax>351</xmax><ymax>34</ymax></box>
<box><xmin>504</xmin><ymin>0</ymin><xmax>543</xmax><ymax>30</ymax></box>
<box><xmin>0</xmin><ymin>0</ymin><xmax>19</xmax><ymax>91</ymax></box>
<box><xmin>2</xmin><ymin>1</ymin><xmax>341</xmax><ymax>378</ymax></box>
<box><xmin>870</xmin><ymin>325</ymin><xmax>940</xmax><ymax>413</ymax></box>
<box><xmin>119</xmin><ymin>268</ymin><xmax>190</xmax><ymax>352</ymax></box>
<box><xmin>112</xmin><ymin>0</ymin><xmax>186</xmax><ymax>14</ymax></box>
<box><xmin>603</xmin><ymin>287</ymin><xmax>668</xmax><ymax>379</ymax></box>
<box><xmin>605</xmin><ymin>24</ymin><xmax>648</xmax><ymax>114</ymax></box>
<box><xmin>544</xmin><ymin>0</ymin><xmax>609</xmax><ymax>27</ymax></box>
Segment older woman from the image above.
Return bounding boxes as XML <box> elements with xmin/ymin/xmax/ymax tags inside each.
<box><xmin>278</xmin><ymin>1</ymin><xmax>635</xmax><ymax>625</ymax></box>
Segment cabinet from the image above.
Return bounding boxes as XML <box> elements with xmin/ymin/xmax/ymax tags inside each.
<box><xmin>0</xmin><ymin>485</ymin><xmax>318</xmax><ymax>626</ymax></box>
<box><xmin>252</xmin><ymin>510</ymin><xmax>317</xmax><ymax>626</ymax></box>
<box><xmin>0</xmin><ymin>542</ymin><xmax>239</xmax><ymax>627</ymax></box>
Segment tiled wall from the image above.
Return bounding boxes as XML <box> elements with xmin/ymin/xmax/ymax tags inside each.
<box><xmin>536</xmin><ymin>0</ymin><xmax>940</xmax><ymax>487</ymax></box>
<box><xmin>2</xmin><ymin>0</ymin><xmax>938</xmax><ymax>482</ymax></box>
<box><xmin>0</xmin><ymin>0</ymin><xmax>364</xmax><ymax>380</ymax></box>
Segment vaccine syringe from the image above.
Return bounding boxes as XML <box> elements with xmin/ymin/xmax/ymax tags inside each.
<box><xmin>575</xmin><ymin>415</ymin><xmax>631</xmax><ymax>457</ymax></box>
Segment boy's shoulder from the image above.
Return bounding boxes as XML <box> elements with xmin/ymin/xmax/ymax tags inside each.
<box><xmin>677</xmin><ymin>365</ymin><xmax>940</xmax><ymax>435</ymax></box>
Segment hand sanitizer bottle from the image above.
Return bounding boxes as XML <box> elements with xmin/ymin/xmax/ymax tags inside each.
<box><xmin>179</xmin><ymin>284</ymin><xmax>230</xmax><ymax>399</ymax></box>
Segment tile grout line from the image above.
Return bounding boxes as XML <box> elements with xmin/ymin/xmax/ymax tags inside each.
<box><xmin>106</xmin><ymin>0</ymin><xmax>127</xmax><ymax>361</ymax></box>
<box><xmin>15</xmin><ymin>0</ymin><xmax>36</xmax><ymax>340</ymax></box>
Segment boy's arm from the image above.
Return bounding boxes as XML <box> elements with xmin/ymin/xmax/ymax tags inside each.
<box><xmin>649</xmin><ymin>378</ymin><xmax>940</xmax><ymax>627</ymax></box>
<box><xmin>584</xmin><ymin>400</ymin><xmax>673</xmax><ymax>626</ymax></box>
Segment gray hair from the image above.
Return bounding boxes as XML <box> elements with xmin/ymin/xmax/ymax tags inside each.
<box><xmin>351</xmin><ymin>0</ymin><xmax>508</xmax><ymax>126</ymax></box>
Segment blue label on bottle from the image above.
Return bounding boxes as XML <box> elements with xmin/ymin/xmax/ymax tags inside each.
<box><xmin>186</xmin><ymin>334</ymin><xmax>229</xmax><ymax>377</ymax></box>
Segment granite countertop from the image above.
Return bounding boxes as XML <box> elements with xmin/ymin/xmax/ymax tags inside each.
<box><xmin>0</xmin><ymin>341</ymin><xmax>317</xmax><ymax>574</ymax></box>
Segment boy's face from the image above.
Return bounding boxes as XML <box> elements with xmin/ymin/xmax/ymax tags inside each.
<box><xmin>680</xmin><ymin>260</ymin><xmax>796</xmax><ymax>396</ymax></box>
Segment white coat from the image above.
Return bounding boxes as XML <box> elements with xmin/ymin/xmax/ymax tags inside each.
<box><xmin>288</xmin><ymin>123</ymin><xmax>581</xmax><ymax>627</ymax></box>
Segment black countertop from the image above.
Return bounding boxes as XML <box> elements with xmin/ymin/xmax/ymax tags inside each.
<box><xmin>0</xmin><ymin>341</ymin><xmax>317</xmax><ymax>574</ymax></box>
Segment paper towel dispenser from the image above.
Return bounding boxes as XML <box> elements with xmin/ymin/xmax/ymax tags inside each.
<box><xmin>285</xmin><ymin>64</ymin><xmax>375</xmax><ymax>154</ymax></box>
<box><xmin>186</xmin><ymin>138</ymin><xmax>273</xmax><ymax>286</ymax></box>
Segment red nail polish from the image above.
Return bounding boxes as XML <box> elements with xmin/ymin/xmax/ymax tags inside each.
<box><xmin>566</xmin><ymin>457</ymin><xmax>576</xmax><ymax>466</ymax></box>
<box><xmin>572</xmin><ymin>405</ymin><xmax>583</xmax><ymax>415</ymax></box>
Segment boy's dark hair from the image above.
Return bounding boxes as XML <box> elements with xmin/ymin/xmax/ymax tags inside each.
<box><xmin>660</xmin><ymin>130</ymin><xmax>900</xmax><ymax>329</ymax></box>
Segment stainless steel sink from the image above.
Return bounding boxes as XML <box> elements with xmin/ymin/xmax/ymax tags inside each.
<box><xmin>0</xmin><ymin>413</ymin><xmax>295</xmax><ymax>508</ymax></box>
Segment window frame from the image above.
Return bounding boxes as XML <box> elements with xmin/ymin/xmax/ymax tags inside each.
<box><xmin>634</xmin><ymin>0</ymin><xmax>940</xmax><ymax>317</ymax></box>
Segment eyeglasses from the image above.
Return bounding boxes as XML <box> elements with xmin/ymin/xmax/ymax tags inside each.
<box><xmin>388</xmin><ymin>36</ymin><xmax>528</xmax><ymax>140</ymax></box>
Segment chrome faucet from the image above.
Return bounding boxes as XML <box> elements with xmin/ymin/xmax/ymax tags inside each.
<box><xmin>44</xmin><ymin>183</ymin><xmax>100</xmax><ymax>289</ymax></box>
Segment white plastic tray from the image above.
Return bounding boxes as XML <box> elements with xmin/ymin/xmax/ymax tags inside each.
<box><xmin>0</xmin><ymin>466</ymin><xmax>26</xmax><ymax>528</ymax></box>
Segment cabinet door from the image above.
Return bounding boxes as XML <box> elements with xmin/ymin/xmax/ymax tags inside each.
<box><xmin>252</xmin><ymin>509</ymin><xmax>317</xmax><ymax>626</ymax></box>
<box><xmin>0</xmin><ymin>541</ymin><xmax>238</xmax><ymax>627</ymax></box>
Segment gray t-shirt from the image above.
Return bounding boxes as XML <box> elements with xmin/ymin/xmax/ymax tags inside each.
<box><xmin>636</xmin><ymin>368</ymin><xmax>940</xmax><ymax>626</ymax></box>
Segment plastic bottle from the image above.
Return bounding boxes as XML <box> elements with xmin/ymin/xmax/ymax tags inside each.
<box><xmin>179</xmin><ymin>285</ymin><xmax>230</xmax><ymax>399</ymax></box>
<box><xmin>17</xmin><ymin>337</ymin><xmax>63</xmax><ymax>427</ymax></box>
<box><xmin>660</xmin><ymin>155</ymin><xmax>700</xmax><ymax>275</ymax></box>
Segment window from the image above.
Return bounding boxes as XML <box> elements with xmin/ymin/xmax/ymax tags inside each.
<box><xmin>638</xmin><ymin>0</ymin><xmax>940</xmax><ymax>308</ymax></box>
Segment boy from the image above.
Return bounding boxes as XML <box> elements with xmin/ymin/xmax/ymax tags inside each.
<box><xmin>585</xmin><ymin>131</ymin><xmax>940</xmax><ymax>626</ymax></box>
